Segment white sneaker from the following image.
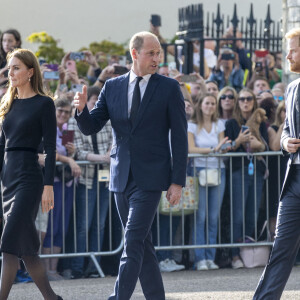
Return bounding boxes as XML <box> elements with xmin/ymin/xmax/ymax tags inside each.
<box><xmin>196</xmin><ymin>260</ymin><xmax>208</xmax><ymax>271</ymax></box>
<box><xmin>159</xmin><ymin>259</ymin><xmax>178</xmax><ymax>272</ymax></box>
<box><xmin>206</xmin><ymin>260</ymin><xmax>219</xmax><ymax>270</ymax></box>
<box><xmin>169</xmin><ymin>259</ymin><xmax>185</xmax><ymax>271</ymax></box>
<box><xmin>231</xmin><ymin>258</ymin><xmax>244</xmax><ymax>269</ymax></box>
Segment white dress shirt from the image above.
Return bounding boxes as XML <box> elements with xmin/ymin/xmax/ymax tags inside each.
<box><xmin>128</xmin><ymin>70</ymin><xmax>152</xmax><ymax>117</ymax></box>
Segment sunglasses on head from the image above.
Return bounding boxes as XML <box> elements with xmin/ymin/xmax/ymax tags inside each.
<box><xmin>238</xmin><ymin>96</ymin><xmax>253</xmax><ymax>102</ymax></box>
<box><xmin>220</xmin><ymin>94</ymin><xmax>234</xmax><ymax>100</ymax></box>
<box><xmin>274</xmin><ymin>96</ymin><xmax>284</xmax><ymax>101</ymax></box>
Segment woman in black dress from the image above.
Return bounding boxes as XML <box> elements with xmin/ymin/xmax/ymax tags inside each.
<box><xmin>0</xmin><ymin>49</ymin><xmax>62</xmax><ymax>299</ymax></box>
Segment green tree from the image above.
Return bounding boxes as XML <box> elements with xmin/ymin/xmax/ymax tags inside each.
<box><xmin>27</xmin><ymin>31</ymin><xmax>65</xmax><ymax>63</ymax></box>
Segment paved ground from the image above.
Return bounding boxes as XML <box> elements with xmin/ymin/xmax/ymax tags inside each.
<box><xmin>9</xmin><ymin>267</ymin><xmax>300</xmax><ymax>299</ymax></box>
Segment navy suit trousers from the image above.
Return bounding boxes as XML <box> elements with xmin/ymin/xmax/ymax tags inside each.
<box><xmin>108</xmin><ymin>171</ymin><xmax>165</xmax><ymax>300</ymax></box>
<box><xmin>253</xmin><ymin>165</ymin><xmax>300</xmax><ymax>300</ymax></box>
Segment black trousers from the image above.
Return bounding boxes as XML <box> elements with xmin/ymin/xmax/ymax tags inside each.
<box><xmin>253</xmin><ymin>165</ymin><xmax>300</xmax><ymax>300</ymax></box>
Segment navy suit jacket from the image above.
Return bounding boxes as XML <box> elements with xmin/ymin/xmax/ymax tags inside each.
<box><xmin>75</xmin><ymin>72</ymin><xmax>188</xmax><ymax>193</ymax></box>
<box><xmin>280</xmin><ymin>78</ymin><xmax>300</xmax><ymax>200</ymax></box>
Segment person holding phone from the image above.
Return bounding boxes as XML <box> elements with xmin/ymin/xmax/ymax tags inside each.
<box><xmin>0</xmin><ymin>29</ymin><xmax>22</xmax><ymax>86</ymax></box>
<box><xmin>209</xmin><ymin>48</ymin><xmax>244</xmax><ymax>92</ymax></box>
<box><xmin>42</xmin><ymin>99</ymin><xmax>81</xmax><ymax>281</ymax></box>
<box><xmin>0</xmin><ymin>48</ymin><xmax>62</xmax><ymax>299</ymax></box>
<box><xmin>225</xmin><ymin>88</ymin><xmax>268</xmax><ymax>269</ymax></box>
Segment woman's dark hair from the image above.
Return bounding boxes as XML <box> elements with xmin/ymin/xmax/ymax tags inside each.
<box><xmin>87</xmin><ymin>86</ymin><xmax>101</xmax><ymax>101</ymax></box>
<box><xmin>259</xmin><ymin>97</ymin><xmax>276</xmax><ymax>123</ymax></box>
<box><xmin>0</xmin><ymin>29</ymin><xmax>22</xmax><ymax>65</ymax></box>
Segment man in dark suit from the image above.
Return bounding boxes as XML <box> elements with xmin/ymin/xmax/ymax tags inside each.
<box><xmin>253</xmin><ymin>27</ymin><xmax>300</xmax><ymax>300</ymax></box>
<box><xmin>74</xmin><ymin>31</ymin><xmax>187</xmax><ymax>300</ymax></box>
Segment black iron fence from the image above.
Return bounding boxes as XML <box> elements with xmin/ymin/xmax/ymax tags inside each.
<box><xmin>161</xmin><ymin>3</ymin><xmax>282</xmax><ymax>77</ymax></box>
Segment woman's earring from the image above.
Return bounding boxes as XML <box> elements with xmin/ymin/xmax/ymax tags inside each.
<box><xmin>28</xmin><ymin>77</ymin><xmax>31</xmax><ymax>82</ymax></box>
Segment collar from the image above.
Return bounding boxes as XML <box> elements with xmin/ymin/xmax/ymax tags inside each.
<box><xmin>129</xmin><ymin>69</ymin><xmax>152</xmax><ymax>84</ymax></box>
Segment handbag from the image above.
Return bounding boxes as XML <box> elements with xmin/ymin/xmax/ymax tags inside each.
<box><xmin>55</xmin><ymin>164</ymin><xmax>74</xmax><ymax>183</ymax></box>
<box><xmin>239</xmin><ymin>221</ymin><xmax>271</xmax><ymax>268</ymax></box>
<box><xmin>159</xmin><ymin>176</ymin><xmax>198</xmax><ymax>216</ymax></box>
<box><xmin>198</xmin><ymin>169</ymin><xmax>221</xmax><ymax>186</ymax></box>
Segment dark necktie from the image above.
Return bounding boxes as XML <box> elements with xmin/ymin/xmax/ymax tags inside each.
<box><xmin>91</xmin><ymin>134</ymin><xmax>99</xmax><ymax>154</ymax></box>
<box><xmin>130</xmin><ymin>76</ymin><xmax>143</xmax><ymax>124</ymax></box>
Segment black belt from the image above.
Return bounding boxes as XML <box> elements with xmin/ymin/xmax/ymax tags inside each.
<box><xmin>5</xmin><ymin>147</ymin><xmax>37</xmax><ymax>153</ymax></box>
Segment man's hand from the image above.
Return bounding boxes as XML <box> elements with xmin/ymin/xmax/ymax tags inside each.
<box><xmin>166</xmin><ymin>184</ymin><xmax>182</xmax><ymax>206</ymax></box>
<box><xmin>283</xmin><ymin>138</ymin><xmax>300</xmax><ymax>153</ymax></box>
<box><xmin>74</xmin><ymin>85</ymin><xmax>87</xmax><ymax>113</ymax></box>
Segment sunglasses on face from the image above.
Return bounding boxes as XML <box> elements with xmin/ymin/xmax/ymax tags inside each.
<box><xmin>57</xmin><ymin>108</ymin><xmax>71</xmax><ymax>115</ymax></box>
<box><xmin>220</xmin><ymin>94</ymin><xmax>234</xmax><ymax>100</ymax></box>
<box><xmin>238</xmin><ymin>96</ymin><xmax>253</xmax><ymax>102</ymax></box>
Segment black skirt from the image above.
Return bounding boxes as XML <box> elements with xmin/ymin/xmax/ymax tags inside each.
<box><xmin>0</xmin><ymin>150</ymin><xmax>43</xmax><ymax>257</ymax></box>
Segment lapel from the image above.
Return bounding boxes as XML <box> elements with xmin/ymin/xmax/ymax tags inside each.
<box><xmin>120</xmin><ymin>73</ymin><xmax>130</xmax><ymax>122</ymax></box>
<box><xmin>131</xmin><ymin>73</ymin><xmax>160</xmax><ymax>133</ymax></box>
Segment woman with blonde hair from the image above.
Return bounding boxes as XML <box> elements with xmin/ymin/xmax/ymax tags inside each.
<box><xmin>0</xmin><ymin>48</ymin><xmax>62</xmax><ymax>299</ymax></box>
<box><xmin>225</xmin><ymin>88</ymin><xmax>268</xmax><ymax>269</ymax></box>
<box><xmin>188</xmin><ymin>93</ymin><xmax>230</xmax><ymax>271</ymax></box>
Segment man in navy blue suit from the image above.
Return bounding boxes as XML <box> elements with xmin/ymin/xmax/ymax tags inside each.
<box><xmin>253</xmin><ymin>27</ymin><xmax>300</xmax><ymax>300</ymax></box>
<box><xmin>74</xmin><ymin>31</ymin><xmax>187</xmax><ymax>300</ymax></box>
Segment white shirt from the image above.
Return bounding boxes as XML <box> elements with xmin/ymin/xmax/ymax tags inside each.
<box><xmin>188</xmin><ymin>120</ymin><xmax>225</xmax><ymax>168</ymax></box>
<box><xmin>128</xmin><ymin>70</ymin><xmax>151</xmax><ymax>117</ymax></box>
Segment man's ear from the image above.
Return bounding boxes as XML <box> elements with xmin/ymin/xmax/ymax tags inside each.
<box><xmin>132</xmin><ymin>48</ymin><xmax>138</xmax><ymax>60</ymax></box>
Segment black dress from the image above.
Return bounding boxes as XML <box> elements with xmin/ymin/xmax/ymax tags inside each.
<box><xmin>0</xmin><ymin>95</ymin><xmax>56</xmax><ymax>257</ymax></box>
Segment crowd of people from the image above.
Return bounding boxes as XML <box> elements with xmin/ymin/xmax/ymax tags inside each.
<box><xmin>0</xmin><ymin>24</ymin><xmax>288</xmax><ymax>284</ymax></box>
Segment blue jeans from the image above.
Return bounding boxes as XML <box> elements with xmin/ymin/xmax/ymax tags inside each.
<box><xmin>72</xmin><ymin>176</ymin><xmax>109</xmax><ymax>273</ymax></box>
<box><xmin>155</xmin><ymin>214</ymin><xmax>181</xmax><ymax>262</ymax></box>
<box><xmin>194</xmin><ymin>167</ymin><xmax>226</xmax><ymax>262</ymax></box>
<box><xmin>231</xmin><ymin>166</ymin><xmax>264</xmax><ymax>257</ymax></box>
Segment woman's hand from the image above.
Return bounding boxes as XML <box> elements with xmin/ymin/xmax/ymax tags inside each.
<box><xmin>215</xmin><ymin>137</ymin><xmax>232</xmax><ymax>153</ymax></box>
<box><xmin>68</xmin><ymin>158</ymin><xmax>81</xmax><ymax>177</ymax></box>
<box><xmin>42</xmin><ymin>185</ymin><xmax>54</xmax><ymax>213</ymax></box>
<box><xmin>65</xmin><ymin>142</ymin><xmax>76</xmax><ymax>156</ymax></box>
<box><xmin>249</xmin><ymin>135</ymin><xmax>265</xmax><ymax>152</ymax></box>
<box><xmin>236</xmin><ymin>128</ymin><xmax>251</xmax><ymax>145</ymax></box>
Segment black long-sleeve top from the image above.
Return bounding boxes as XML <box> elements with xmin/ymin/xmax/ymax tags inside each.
<box><xmin>225</xmin><ymin>118</ymin><xmax>268</xmax><ymax>172</ymax></box>
<box><xmin>0</xmin><ymin>95</ymin><xmax>57</xmax><ymax>185</ymax></box>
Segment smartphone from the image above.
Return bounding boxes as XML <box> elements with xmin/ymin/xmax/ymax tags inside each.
<box><xmin>181</xmin><ymin>74</ymin><xmax>198</xmax><ymax>83</ymax></box>
<box><xmin>43</xmin><ymin>71</ymin><xmax>59</xmax><ymax>80</ymax></box>
<box><xmin>241</xmin><ymin>125</ymin><xmax>249</xmax><ymax>133</ymax></box>
<box><xmin>150</xmin><ymin>14</ymin><xmax>161</xmax><ymax>27</ymax></box>
<box><xmin>113</xmin><ymin>65</ymin><xmax>129</xmax><ymax>75</ymax></box>
<box><xmin>255</xmin><ymin>50</ymin><xmax>269</xmax><ymax>58</ymax></box>
<box><xmin>62</xmin><ymin>130</ymin><xmax>74</xmax><ymax>146</ymax></box>
<box><xmin>255</xmin><ymin>61</ymin><xmax>263</xmax><ymax>71</ymax></box>
<box><xmin>66</xmin><ymin>60</ymin><xmax>77</xmax><ymax>73</ymax></box>
<box><xmin>69</xmin><ymin>52</ymin><xmax>85</xmax><ymax>61</ymax></box>
<box><xmin>46</xmin><ymin>64</ymin><xmax>59</xmax><ymax>71</ymax></box>
<box><xmin>221</xmin><ymin>53</ymin><xmax>235</xmax><ymax>60</ymax></box>
<box><xmin>71</xmin><ymin>84</ymin><xmax>83</xmax><ymax>93</ymax></box>
<box><xmin>220</xmin><ymin>142</ymin><xmax>232</xmax><ymax>151</ymax></box>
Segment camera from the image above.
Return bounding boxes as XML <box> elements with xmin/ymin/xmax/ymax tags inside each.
<box><xmin>221</xmin><ymin>53</ymin><xmax>235</xmax><ymax>61</ymax></box>
<box><xmin>255</xmin><ymin>61</ymin><xmax>263</xmax><ymax>71</ymax></box>
<box><xmin>69</xmin><ymin>52</ymin><xmax>85</xmax><ymax>61</ymax></box>
<box><xmin>43</xmin><ymin>71</ymin><xmax>59</xmax><ymax>80</ymax></box>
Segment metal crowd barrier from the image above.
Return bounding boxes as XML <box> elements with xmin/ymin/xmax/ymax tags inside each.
<box><xmin>35</xmin><ymin>152</ymin><xmax>284</xmax><ymax>276</ymax></box>
<box><xmin>154</xmin><ymin>151</ymin><xmax>284</xmax><ymax>253</ymax></box>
